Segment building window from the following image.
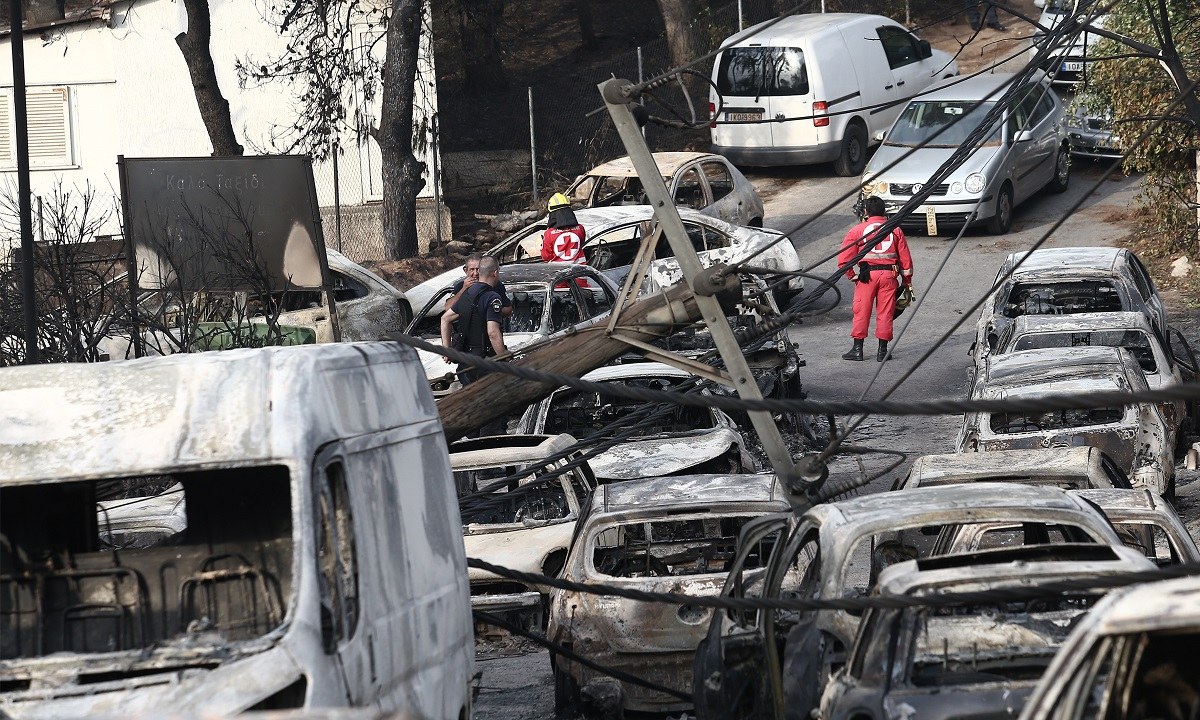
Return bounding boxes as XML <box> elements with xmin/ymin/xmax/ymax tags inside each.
<box><xmin>0</xmin><ymin>86</ymin><xmax>74</xmax><ymax>169</ymax></box>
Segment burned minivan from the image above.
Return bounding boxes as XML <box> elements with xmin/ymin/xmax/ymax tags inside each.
<box><xmin>0</xmin><ymin>344</ymin><xmax>474</xmax><ymax>718</ymax></box>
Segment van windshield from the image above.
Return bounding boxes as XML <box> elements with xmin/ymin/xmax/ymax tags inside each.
<box><xmin>717</xmin><ymin>47</ymin><xmax>808</xmax><ymax>97</ymax></box>
<box><xmin>885</xmin><ymin>100</ymin><xmax>1000</xmax><ymax>148</ymax></box>
<box><xmin>1</xmin><ymin>468</ymin><xmax>293</xmax><ymax>661</ymax></box>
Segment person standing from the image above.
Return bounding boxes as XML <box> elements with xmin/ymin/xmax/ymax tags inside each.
<box><xmin>964</xmin><ymin>0</ymin><xmax>1006</xmax><ymax>30</ymax></box>
<box><xmin>542</xmin><ymin>193</ymin><xmax>588</xmax><ymax>265</ymax></box>
<box><xmin>441</xmin><ymin>256</ymin><xmax>507</xmax><ymax>385</ymax></box>
<box><xmin>838</xmin><ymin>196</ymin><xmax>914</xmax><ymax>362</ymax></box>
<box><xmin>443</xmin><ymin>252</ymin><xmax>512</xmax><ymax>317</ymax></box>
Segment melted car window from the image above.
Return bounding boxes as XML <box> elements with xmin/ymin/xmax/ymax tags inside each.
<box><xmin>1004</xmin><ymin>281</ymin><xmax>1123</xmax><ymax>317</ymax></box>
<box><xmin>544</xmin><ymin>378</ymin><xmax>713</xmax><ymax>436</ymax></box>
<box><xmin>988</xmin><ymin>407</ymin><xmax>1126</xmax><ymax>434</ymax></box>
<box><xmin>591</xmin><ymin>516</ymin><xmax>765</xmax><ymax>578</ymax></box>
<box><xmin>508</xmin><ymin>289</ymin><xmax>548</xmax><ymax>333</ymax></box>
<box><xmin>456</xmin><ymin>465</ymin><xmax>573</xmax><ymax>526</ymax></box>
<box><xmin>1013</xmin><ymin>330</ymin><xmax>1157</xmax><ymax>373</ymax></box>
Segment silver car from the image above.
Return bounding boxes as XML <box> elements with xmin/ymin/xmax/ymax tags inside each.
<box><xmin>860</xmin><ymin>72</ymin><xmax>1070</xmax><ymax>235</ymax></box>
<box><xmin>566</xmin><ymin>152</ymin><xmax>765</xmax><ymax>227</ymax></box>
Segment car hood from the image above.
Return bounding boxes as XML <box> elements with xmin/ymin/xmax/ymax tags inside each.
<box><xmin>587</xmin><ymin>428</ymin><xmax>741</xmax><ymax>480</ymax></box>
<box><xmin>464</xmin><ymin>521</ymin><xmax>577</xmax><ymax>581</ymax></box>
<box><xmin>406</xmin><ymin>267</ymin><xmax>464</xmax><ymax>311</ymax></box>
<box><xmin>646</xmin><ymin>230</ymin><xmax>799</xmax><ymax>291</ymax></box>
<box><xmin>867</xmin><ymin>143</ymin><xmax>1002</xmax><ymax>185</ymax></box>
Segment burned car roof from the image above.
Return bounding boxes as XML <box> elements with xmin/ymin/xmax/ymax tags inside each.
<box><xmin>813</xmin><ymin>483</ymin><xmax>1101</xmax><ymax>527</ymax></box>
<box><xmin>599</xmin><ymin>473</ymin><xmax>782</xmax><ymax>513</ymax></box>
<box><xmin>449</xmin><ymin>434</ymin><xmax>578</xmax><ymax>470</ymax></box>
<box><xmin>1073</xmin><ymin>487</ymin><xmax>1166</xmax><ymax>512</ymax></box>
<box><xmin>1008</xmin><ymin>310</ymin><xmax>1155</xmax><ymax>335</ymax></box>
<box><xmin>1005</xmin><ymin>247</ymin><xmax>1123</xmax><ymax>277</ymax></box>
<box><xmin>905</xmin><ymin>447</ymin><xmax>1105</xmax><ymax>486</ymax></box>
<box><xmin>982</xmin><ymin>345</ymin><xmax>1133</xmax><ymax>385</ymax></box>
<box><xmin>584</xmin><ymin>151</ymin><xmax>714</xmax><ymax>178</ymax></box>
<box><xmin>1078</xmin><ymin>575</ymin><xmax>1200</xmax><ymax>634</ymax></box>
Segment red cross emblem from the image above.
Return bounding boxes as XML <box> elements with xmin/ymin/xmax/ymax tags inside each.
<box><xmin>554</xmin><ymin>231</ymin><xmax>582</xmax><ymax>261</ymax></box>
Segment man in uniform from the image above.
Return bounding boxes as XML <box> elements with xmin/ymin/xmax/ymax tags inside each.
<box><xmin>837</xmin><ymin>196</ymin><xmax>914</xmax><ymax>362</ymax></box>
<box><xmin>441</xmin><ymin>256</ymin><xmax>508</xmax><ymax>385</ymax></box>
<box><xmin>443</xmin><ymin>252</ymin><xmax>512</xmax><ymax>317</ymax></box>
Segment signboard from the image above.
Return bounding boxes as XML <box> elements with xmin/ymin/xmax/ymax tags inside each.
<box><xmin>118</xmin><ymin>155</ymin><xmax>329</xmax><ymax>293</ymax></box>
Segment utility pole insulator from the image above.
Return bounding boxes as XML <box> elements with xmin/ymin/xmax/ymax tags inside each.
<box><xmin>600</xmin><ymin>78</ymin><xmax>637</xmax><ymax>106</ymax></box>
<box><xmin>692</xmin><ymin>263</ymin><xmax>739</xmax><ymax>297</ymax></box>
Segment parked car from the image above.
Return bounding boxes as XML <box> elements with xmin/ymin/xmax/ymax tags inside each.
<box><xmin>861</xmin><ymin>71</ymin><xmax>1069</xmax><ymax>235</ymax></box>
<box><xmin>548</xmin><ymin>474</ymin><xmax>791</xmax><ymax>714</ymax></box>
<box><xmin>708</xmin><ymin>13</ymin><xmax>957</xmax><ymax>175</ymax></box>
<box><xmin>820</xmin><ymin>545</ymin><xmax>1155</xmax><ymax>720</ymax></box>
<box><xmin>0</xmin><ymin>343</ymin><xmax>474</xmax><ymax>717</ymax></box>
<box><xmin>565</xmin><ymin>152</ymin><xmax>765</xmax><ymax>227</ymax></box>
<box><xmin>515</xmin><ymin>362</ymin><xmax>755</xmax><ymax>481</ymax></box>
<box><xmin>693</xmin><ymin>483</ymin><xmax>1130</xmax><ymax>720</ymax></box>
<box><xmin>1028</xmin><ymin>0</ymin><xmax>1107</xmax><ymax>86</ymax></box>
<box><xmin>405</xmin><ymin>207</ymin><xmax>805</xmax><ymax>312</ymax></box>
<box><xmin>450</xmin><ymin>434</ymin><xmax>597</xmax><ymax>630</ymax></box>
<box><xmin>405</xmin><ymin>262</ymin><xmax>619</xmax><ymax>396</ymax></box>
<box><xmin>1064</xmin><ymin>98</ymin><xmax>1123</xmax><ymax>159</ymax></box>
<box><xmin>1017</xmin><ymin>574</ymin><xmax>1200</xmax><ymax>720</ymax></box>
<box><xmin>972</xmin><ymin>247</ymin><xmax>1169</xmax><ymax>373</ymax></box>
<box><xmin>895</xmin><ymin>446</ymin><xmax>1132</xmax><ymax>491</ymax></box>
<box><xmin>958</xmin><ymin>346</ymin><xmax>1177</xmax><ymax>496</ymax></box>
<box><xmin>1072</xmin><ymin>488</ymin><xmax>1200</xmax><ymax>565</ymax></box>
<box><xmin>991</xmin><ymin>311</ymin><xmax>1191</xmax><ymax>427</ymax></box>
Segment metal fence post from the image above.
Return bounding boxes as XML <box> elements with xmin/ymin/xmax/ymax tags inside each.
<box><xmin>433</xmin><ymin>114</ymin><xmax>443</xmax><ymax>247</ymax></box>
<box><xmin>637</xmin><ymin>47</ymin><xmax>646</xmax><ymax>139</ymax></box>
<box><xmin>331</xmin><ymin>139</ymin><xmax>342</xmax><ymax>253</ymax></box>
<box><xmin>737</xmin><ymin>0</ymin><xmax>744</xmax><ymax>30</ymax></box>
<box><xmin>528</xmin><ymin>87</ymin><xmax>538</xmax><ymax>205</ymax></box>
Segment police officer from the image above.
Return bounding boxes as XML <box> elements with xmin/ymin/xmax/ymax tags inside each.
<box><xmin>441</xmin><ymin>256</ymin><xmax>507</xmax><ymax>385</ymax></box>
<box><xmin>838</xmin><ymin>196</ymin><xmax>914</xmax><ymax>362</ymax></box>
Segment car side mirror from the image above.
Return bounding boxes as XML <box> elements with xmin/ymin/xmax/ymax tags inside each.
<box><xmin>1014</xmin><ymin>129</ymin><xmax>1034</xmax><ymax>143</ymax></box>
<box><xmin>873</xmin><ymin>129</ymin><xmax>887</xmax><ymax>142</ymax></box>
<box><xmin>918</xmin><ymin>38</ymin><xmax>933</xmax><ymax>59</ymax></box>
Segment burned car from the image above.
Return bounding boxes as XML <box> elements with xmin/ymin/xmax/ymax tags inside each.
<box><xmin>405</xmin><ymin>262</ymin><xmax>618</xmax><ymax>396</ymax></box>
<box><xmin>958</xmin><ymin>346</ymin><xmax>1177</xmax><ymax>496</ymax></box>
<box><xmin>693</xmin><ymin>483</ymin><xmax>1129</xmax><ymax>720</ymax></box>
<box><xmin>991</xmin><ymin>311</ymin><xmax>1192</xmax><ymax>427</ymax></box>
<box><xmin>971</xmin><ymin>247</ymin><xmax>1168</xmax><ymax>372</ymax></box>
<box><xmin>406</xmin><ymin>206</ymin><xmax>804</xmax><ymax>312</ymax></box>
<box><xmin>516</xmin><ymin>362</ymin><xmax>755</xmax><ymax>482</ymax></box>
<box><xmin>820</xmin><ymin>544</ymin><xmax>1156</xmax><ymax>720</ymax></box>
<box><xmin>1018</xmin><ymin>574</ymin><xmax>1200</xmax><ymax>720</ymax></box>
<box><xmin>548</xmin><ymin>474</ymin><xmax>790</xmax><ymax>715</ymax></box>
<box><xmin>450</xmin><ymin>434</ymin><xmax>597</xmax><ymax>629</ymax></box>
<box><xmin>565</xmin><ymin>151</ymin><xmax>765</xmax><ymax>227</ymax></box>
<box><xmin>895</xmin><ymin>446</ymin><xmax>1131</xmax><ymax>491</ymax></box>
<box><xmin>1072</xmin><ymin>489</ymin><xmax>1200</xmax><ymax>566</ymax></box>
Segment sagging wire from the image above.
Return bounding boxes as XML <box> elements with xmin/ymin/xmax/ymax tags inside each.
<box><xmin>393</xmin><ymin>333</ymin><xmax>1200</xmax><ymax>416</ymax></box>
<box><xmin>472</xmin><ymin>610</ymin><xmax>692</xmax><ymax>703</ymax></box>
<box><xmin>466</xmin><ymin>556</ymin><xmax>1200</xmax><ymax>614</ymax></box>
<box><xmin>818</xmin><ymin>73</ymin><xmax>1200</xmax><ymax>461</ymax></box>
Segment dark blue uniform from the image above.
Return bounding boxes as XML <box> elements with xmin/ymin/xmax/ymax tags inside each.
<box><xmin>454</xmin><ymin>281</ymin><xmax>505</xmax><ymax>385</ymax></box>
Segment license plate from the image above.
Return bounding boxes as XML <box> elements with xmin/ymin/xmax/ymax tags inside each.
<box><xmin>1063</xmin><ymin>61</ymin><xmax>1084</xmax><ymax>72</ymax></box>
<box><xmin>726</xmin><ymin>111</ymin><xmax>763</xmax><ymax>122</ymax></box>
<box><xmin>925</xmin><ymin>207</ymin><xmax>939</xmax><ymax>236</ymax></box>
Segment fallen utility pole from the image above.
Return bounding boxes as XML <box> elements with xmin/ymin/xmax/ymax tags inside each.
<box><xmin>437</xmin><ymin>281</ymin><xmax>700</xmax><ymax>441</ymax></box>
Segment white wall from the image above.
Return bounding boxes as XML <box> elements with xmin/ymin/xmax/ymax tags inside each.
<box><xmin>0</xmin><ymin>0</ymin><xmax>441</xmax><ymax>249</ymax></box>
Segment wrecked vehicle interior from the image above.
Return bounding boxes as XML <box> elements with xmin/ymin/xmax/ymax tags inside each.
<box><xmin>1002</xmin><ymin>280</ymin><xmax>1124</xmax><ymax>318</ymax></box>
<box><xmin>591</xmin><ymin>516</ymin><xmax>769</xmax><ymax>579</ymax></box>
<box><xmin>1</xmin><ymin>469</ymin><xmax>292</xmax><ymax>664</ymax></box>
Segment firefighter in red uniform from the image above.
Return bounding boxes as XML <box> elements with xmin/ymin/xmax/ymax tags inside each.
<box><xmin>542</xmin><ymin>193</ymin><xmax>588</xmax><ymax>264</ymax></box>
<box><xmin>837</xmin><ymin>196</ymin><xmax>914</xmax><ymax>362</ymax></box>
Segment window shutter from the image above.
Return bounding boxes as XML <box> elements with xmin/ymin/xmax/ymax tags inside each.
<box><xmin>27</xmin><ymin>87</ymin><xmax>71</xmax><ymax>167</ymax></box>
<box><xmin>0</xmin><ymin>93</ymin><xmax>12</xmax><ymax>169</ymax></box>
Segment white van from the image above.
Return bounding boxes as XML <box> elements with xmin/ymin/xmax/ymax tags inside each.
<box><xmin>0</xmin><ymin>343</ymin><xmax>474</xmax><ymax>718</ymax></box>
<box><xmin>709</xmin><ymin>13</ymin><xmax>957</xmax><ymax>175</ymax></box>
<box><xmin>1028</xmin><ymin>0</ymin><xmax>1106</xmax><ymax>86</ymax></box>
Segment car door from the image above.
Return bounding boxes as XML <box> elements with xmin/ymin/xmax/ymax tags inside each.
<box><xmin>570</xmin><ymin>273</ymin><xmax>615</xmax><ymax>322</ymax></box>
<box><xmin>697</xmin><ymin>159</ymin><xmax>740</xmax><ymax>223</ymax></box>
<box><xmin>874</xmin><ymin>25</ymin><xmax>933</xmax><ymax>129</ymax></box>
<box><xmin>1007</xmin><ymin>84</ymin><xmax>1056</xmax><ymax>203</ymax></box>
<box><xmin>712</xmin><ymin>45</ymin><xmax>787</xmax><ymax>151</ymax></box>
<box><xmin>275</xmin><ymin>288</ymin><xmax>336</xmax><ymax>343</ymax></box>
<box><xmin>672</xmin><ymin>164</ymin><xmax>710</xmax><ymax>214</ymax></box>
<box><xmin>1125</xmin><ymin>252</ymin><xmax>1168</xmax><ymax>337</ymax></box>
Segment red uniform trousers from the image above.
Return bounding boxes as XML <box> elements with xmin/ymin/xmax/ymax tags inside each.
<box><xmin>850</xmin><ymin>269</ymin><xmax>898</xmax><ymax>341</ymax></box>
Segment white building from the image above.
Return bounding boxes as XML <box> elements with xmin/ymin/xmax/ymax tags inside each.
<box><xmin>0</xmin><ymin>0</ymin><xmax>447</xmax><ymax>261</ymax></box>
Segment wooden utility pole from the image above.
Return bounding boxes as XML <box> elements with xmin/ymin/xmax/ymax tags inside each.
<box><xmin>437</xmin><ymin>282</ymin><xmax>700</xmax><ymax>441</ymax></box>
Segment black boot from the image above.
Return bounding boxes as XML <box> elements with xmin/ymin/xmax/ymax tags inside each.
<box><xmin>842</xmin><ymin>339</ymin><xmax>864</xmax><ymax>361</ymax></box>
<box><xmin>877</xmin><ymin>340</ymin><xmax>890</xmax><ymax>362</ymax></box>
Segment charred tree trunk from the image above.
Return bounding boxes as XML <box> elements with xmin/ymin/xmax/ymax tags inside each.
<box><xmin>375</xmin><ymin>0</ymin><xmax>427</xmax><ymax>260</ymax></box>
<box><xmin>575</xmin><ymin>0</ymin><xmax>597</xmax><ymax>51</ymax></box>
<box><xmin>655</xmin><ymin>0</ymin><xmax>705</xmax><ymax>72</ymax></box>
<box><xmin>175</xmin><ymin>0</ymin><xmax>242</xmax><ymax>156</ymax></box>
<box><xmin>457</xmin><ymin>0</ymin><xmax>508</xmax><ymax>94</ymax></box>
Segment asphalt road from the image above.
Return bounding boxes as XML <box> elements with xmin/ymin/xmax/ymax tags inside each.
<box><xmin>472</xmin><ymin>158</ymin><xmax>1200</xmax><ymax>719</ymax></box>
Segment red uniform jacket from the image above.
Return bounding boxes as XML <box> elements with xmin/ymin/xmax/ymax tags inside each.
<box><xmin>542</xmin><ymin>225</ymin><xmax>588</xmax><ymax>264</ymax></box>
<box><xmin>838</xmin><ymin>215</ymin><xmax>913</xmax><ymax>283</ymax></box>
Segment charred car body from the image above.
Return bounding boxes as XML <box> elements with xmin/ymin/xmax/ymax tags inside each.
<box><xmin>896</xmin><ymin>446</ymin><xmax>1131</xmax><ymax>491</ymax></box>
<box><xmin>516</xmin><ymin>362</ymin><xmax>755</xmax><ymax>481</ymax></box>
<box><xmin>450</xmin><ymin>434</ymin><xmax>597</xmax><ymax>629</ymax></box>
<box><xmin>820</xmin><ymin>545</ymin><xmax>1156</xmax><ymax>720</ymax></box>
<box><xmin>0</xmin><ymin>345</ymin><xmax>474</xmax><ymax>717</ymax></box>
<box><xmin>958</xmin><ymin>346</ymin><xmax>1176</xmax><ymax>496</ymax></box>
<box><xmin>548</xmin><ymin>474</ymin><xmax>790</xmax><ymax>715</ymax></box>
<box><xmin>1071</xmin><ymin>489</ymin><xmax>1200</xmax><ymax>566</ymax></box>
<box><xmin>693</xmin><ymin>483</ymin><xmax>1130</xmax><ymax>720</ymax></box>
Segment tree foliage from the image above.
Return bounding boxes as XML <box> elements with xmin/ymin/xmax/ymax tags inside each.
<box><xmin>1084</xmin><ymin>0</ymin><xmax>1200</xmax><ymax>253</ymax></box>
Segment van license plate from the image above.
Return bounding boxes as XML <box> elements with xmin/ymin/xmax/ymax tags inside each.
<box><xmin>726</xmin><ymin>111</ymin><xmax>763</xmax><ymax>122</ymax></box>
<box><xmin>925</xmin><ymin>207</ymin><xmax>938</xmax><ymax>236</ymax></box>
<box><xmin>1063</xmin><ymin>61</ymin><xmax>1084</xmax><ymax>72</ymax></box>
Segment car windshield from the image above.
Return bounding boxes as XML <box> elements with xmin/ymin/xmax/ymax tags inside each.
<box><xmin>508</xmin><ymin>286</ymin><xmax>549</xmax><ymax>334</ymax></box>
<box><xmin>716</xmin><ymin>47</ymin><xmax>808</xmax><ymax>97</ymax></box>
<box><xmin>987</xmin><ymin>407</ymin><xmax>1128</xmax><ymax>434</ymax></box>
<box><xmin>591</xmin><ymin>515</ymin><xmax>768</xmax><ymax>578</ymax></box>
<box><xmin>2</xmin><ymin>468</ymin><xmax>293</xmax><ymax>659</ymax></box>
<box><xmin>543</xmin><ymin>377</ymin><xmax>715</xmax><ymax>437</ymax></box>
<box><xmin>1004</xmin><ymin>281</ymin><xmax>1124</xmax><ymax>317</ymax></box>
<box><xmin>1014</xmin><ymin>330</ymin><xmax>1157</xmax><ymax>373</ymax></box>
<box><xmin>455</xmin><ymin>463</ymin><xmax>583</xmax><ymax>527</ymax></box>
<box><xmin>885</xmin><ymin>100</ymin><xmax>999</xmax><ymax>148</ymax></box>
